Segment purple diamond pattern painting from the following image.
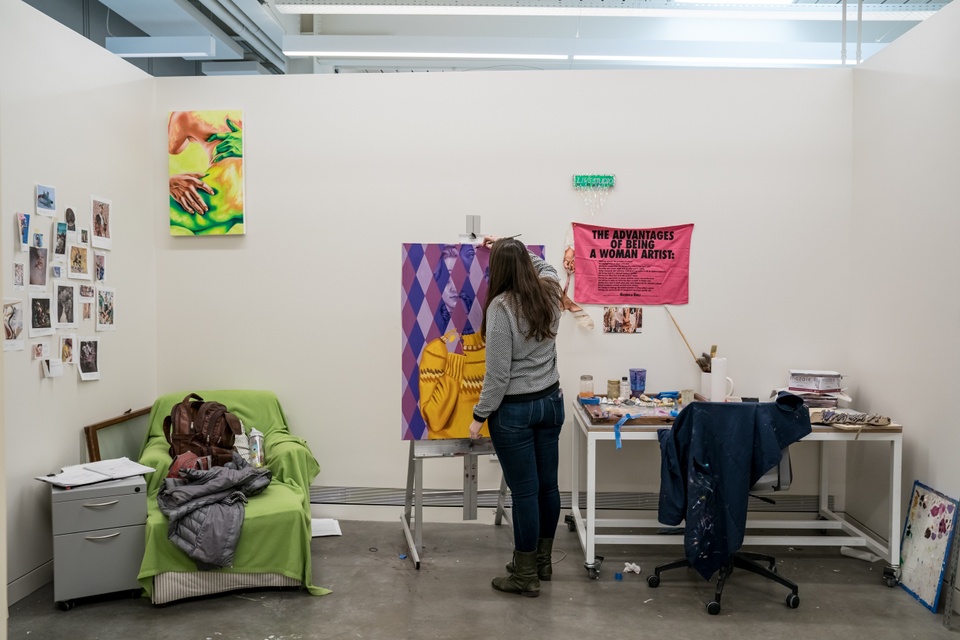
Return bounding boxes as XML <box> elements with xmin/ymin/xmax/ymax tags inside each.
<box><xmin>400</xmin><ymin>242</ymin><xmax>545</xmax><ymax>440</ymax></box>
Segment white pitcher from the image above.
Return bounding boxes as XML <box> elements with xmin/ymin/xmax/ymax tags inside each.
<box><xmin>700</xmin><ymin>357</ymin><xmax>734</xmax><ymax>401</ymax></box>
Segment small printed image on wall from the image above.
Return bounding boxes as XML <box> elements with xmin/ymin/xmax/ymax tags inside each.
<box><xmin>602</xmin><ymin>307</ymin><xmax>643</xmax><ymax>333</ymax></box>
<box><xmin>91</xmin><ymin>196</ymin><xmax>113</xmax><ymax>250</ymax></box>
<box><xmin>4</xmin><ymin>299</ymin><xmax>24</xmax><ymax>351</ymax></box>
<box><xmin>168</xmin><ymin>110</ymin><xmax>244</xmax><ymax>236</ymax></box>
<box><xmin>78</xmin><ymin>337</ymin><xmax>100</xmax><ymax>381</ymax></box>
<box><xmin>96</xmin><ymin>287</ymin><xmax>115</xmax><ymax>331</ymax></box>
<box><xmin>36</xmin><ymin>184</ymin><xmax>56</xmax><ymax>216</ymax></box>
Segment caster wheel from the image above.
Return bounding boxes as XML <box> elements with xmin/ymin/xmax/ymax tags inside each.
<box><xmin>771</xmin><ymin>565</ymin><xmax>778</xmax><ymax>574</ymax></box>
<box><xmin>786</xmin><ymin>593</ymin><xmax>800</xmax><ymax>609</ymax></box>
<box><xmin>707</xmin><ymin>601</ymin><xmax>721</xmax><ymax>615</ymax></box>
<box><xmin>587</xmin><ymin>568</ymin><xmax>600</xmax><ymax>580</ymax></box>
<box><xmin>817</xmin><ymin>515</ymin><xmax>829</xmax><ymax>535</ymax></box>
<box><xmin>564</xmin><ymin>514</ymin><xmax>576</xmax><ymax>532</ymax></box>
<box><xmin>647</xmin><ymin>574</ymin><xmax>660</xmax><ymax>588</ymax></box>
<box><xmin>883</xmin><ymin>566</ymin><xmax>899</xmax><ymax>587</ymax></box>
<box><xmin>56</xmin><ymin>600</ymin><xmax>74</xmax><ymax>611</ymax></box>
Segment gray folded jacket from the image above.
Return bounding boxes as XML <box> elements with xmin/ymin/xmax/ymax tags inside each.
<box><xmin>158</xmin><ymin>452</ymin><xmax>272</xmax><ymax>569</ymax></box>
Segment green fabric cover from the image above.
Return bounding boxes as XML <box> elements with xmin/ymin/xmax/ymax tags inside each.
<box><xmin>136</xmin><ymin>389</ymin><xmax>331</xmax><ymax>598</ymax></box>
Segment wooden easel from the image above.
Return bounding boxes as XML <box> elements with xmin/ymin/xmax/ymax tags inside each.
<box><xmin>400</xmin><ymin>438</ymin><xmax>509</xmax><ymax>569</ymax></box>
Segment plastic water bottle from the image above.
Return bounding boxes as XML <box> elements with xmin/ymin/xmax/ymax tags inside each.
<box><xmin>249</xmin><ymin>428</ymin><xmax>265</xmax><ymax>468</ymax></box>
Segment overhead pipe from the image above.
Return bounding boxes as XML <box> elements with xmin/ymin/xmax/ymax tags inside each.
<box><xmin>194</xmin><ymin>0</ymin><xmax>285</xmax><ymax>70</ymax></box>
<box><xmin>857</xmin><ymin>0</ymin><xmax>863</xmax><ymax>64</ymax></box>
<box><xmin>192</xmin><ymin>0</ymin><xmax>287</xmax><ymax>72</ymax></box>
<box><xmin>220</xmin><ymin>0</ymin><xmax>286</xmax><ymax>57</ymax></box>
<box><xmin>840</xmin><ymin>0</ymin><xmax>864</xmax><ymax>66</ymax></box>
<box><xmin>841</xmin><ymin>0</ymin><xmax>847</xmax><ymax>65</ymax></box>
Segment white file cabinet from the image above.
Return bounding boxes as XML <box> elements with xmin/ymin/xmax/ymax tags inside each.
<box><xmin>51</xmin><ymin>476</ymin><xmax>146</xmax><ymax>610</ymax></box>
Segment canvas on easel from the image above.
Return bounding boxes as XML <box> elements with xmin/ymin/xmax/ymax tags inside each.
<box><xmin>399</xmin><ymin>241</ymin><xmax>544</xmax><ymax>440</ymax></box>
<box><xmin>899</xmin><ymin>481</ymin><xmax>959</xmax><ymax>612</ymax></box>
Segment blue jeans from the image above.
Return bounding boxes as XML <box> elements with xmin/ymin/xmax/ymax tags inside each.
<box><xmin>488</xmin><ymin>387</ymin><xmax>564</xmax><ymax>553</ymax></box>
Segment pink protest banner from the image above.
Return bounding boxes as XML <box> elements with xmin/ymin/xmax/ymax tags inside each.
<box><xmin>572</xmin><ymin>222</ymin><xmax>694</xmax><ymax>305</ymax></box>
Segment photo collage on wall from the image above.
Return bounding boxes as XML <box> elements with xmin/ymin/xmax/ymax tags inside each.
<box><xmin>4</xmin><ymin>182</ymin><xmax>113</xmax><ymax>382</ymax></box>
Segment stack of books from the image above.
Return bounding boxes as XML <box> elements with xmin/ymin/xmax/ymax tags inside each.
<box><xmin>785</xmin><ymin>370</ymin><xmax>851</xmax><ymax>408</ymax></box>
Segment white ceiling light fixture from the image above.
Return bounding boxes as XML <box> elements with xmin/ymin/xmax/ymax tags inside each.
<box><xmin>293</xmin><ymin>51</ymin><xmax>569</xmax><ymax>60</ymax></box>
<box><xmin>572</xmin><ymin>54</ymin><xmax>846</xmax><ymax>66</ymax></box>
<box><xmin>105</xmin><ymin>36</ymin><xmax>217</xmax><ymax>58</ymax></box>
<box><xmin>672</xmin><ymin>0</ymin><xmax>794</xmax><ymax>4</ymax></box>
<box><xmin>283</xmin><ymin>33</ymin><xmax>888</xmax><ymax>66</ymax></box>
<box><xmin>273</xmin><ymin>0</ymin><xmax>943</xmax><ymax>21</ymax></box>
<box><xmin>283</xmin><ymin>35</ymin><xmax>569</xmax><ymax>60</ymax></box>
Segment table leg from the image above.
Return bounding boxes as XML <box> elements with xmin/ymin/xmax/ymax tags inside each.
<box><xmin>889</xmin><ymin>437</ymin><xmax>903</xmax><ymax>572</ymax></box>
<box><xmin>584</xmin><ymin>433</ymin><xmax>600</xmax><ymax>577</ymax></box>
<box><xmin>571</xmin><ymin>419</ymin><xmax>580</xmax><ymax>518</ymax></box>
<box><xmin>819</xmin><ymin>440</ymin><xmax>829</xmax><ymax>514</ymax></box>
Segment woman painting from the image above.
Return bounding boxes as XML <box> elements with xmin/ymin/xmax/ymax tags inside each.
<box><xmin>468</xmin><ymin>236</ymin><xmax>564</xmax><ymax>597</ymax></box>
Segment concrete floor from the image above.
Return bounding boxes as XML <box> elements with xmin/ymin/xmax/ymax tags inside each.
<box><xmin>8</xmin><ymin>518</ymin><xmax>959</xmax><ymax>640</ymax></box>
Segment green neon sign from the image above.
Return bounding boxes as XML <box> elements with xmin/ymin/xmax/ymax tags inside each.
<box><xmin>573</xmin><ymin>174</ymin><xmax>615</xmax><ymax>188</ymax></box>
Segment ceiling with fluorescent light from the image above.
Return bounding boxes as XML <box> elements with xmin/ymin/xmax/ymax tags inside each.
<box><xmin>25</xmin><ymin>0</ymin><xmax>953</xmax><ymax>74</ymax></box>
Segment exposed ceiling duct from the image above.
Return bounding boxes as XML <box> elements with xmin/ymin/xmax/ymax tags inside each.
<box><xmin>192</xmin><ymin>0</ymin><xmax>288</xmax><ymax>72</ymax></box>
<box><xmin>99</xmin><ymin>0</ymin><xmax>244</xmax><ymax>61</ymax></box>
<box><xmin>99</xmin><ymin>0</ymin><xmax>288</xmax><ymax>73</ymax></box>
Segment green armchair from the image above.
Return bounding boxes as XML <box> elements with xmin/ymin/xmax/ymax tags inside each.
<box><xmin>136</xmin><ymin>390</ymin><xmax>330</xmax><ymax>603</ymax></box>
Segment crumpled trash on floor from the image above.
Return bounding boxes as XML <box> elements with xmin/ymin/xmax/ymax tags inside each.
<box><xmin>840</xmin><ymin>546</ymin><xmax>882</xmax><ymax>563</ymax></box>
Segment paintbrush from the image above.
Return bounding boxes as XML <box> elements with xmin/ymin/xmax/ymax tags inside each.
<box><xmin>699</xmin><ymin>353</ymin><xmax>712</xmax><ymax>373</ymax></box>
<box><xmin>664</xmin><ymin>307</ymin><xmax>710</xmax><ymax>372</ymax></box>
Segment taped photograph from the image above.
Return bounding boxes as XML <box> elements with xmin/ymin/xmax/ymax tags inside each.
<box><xmin>67</xmin><ymin>244</ymin><xmax>91</xmax><ymax>280</ymax></box>
<box><xmin>78</xmin><ymin>336</ymin><xmax>100</xmax><ymax>381</ymax></box>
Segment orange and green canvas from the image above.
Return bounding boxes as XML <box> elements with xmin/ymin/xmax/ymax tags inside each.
<box><xmin>168</xmin><ymin>110</ymin><xmax>244</xmax><ymax>236</ymax></box>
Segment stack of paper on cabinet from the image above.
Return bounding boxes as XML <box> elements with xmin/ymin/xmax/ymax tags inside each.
<box><xmin>36</xmin><ymin>457</ymin><xmax>155</xmax><ymax>488</ymax></box>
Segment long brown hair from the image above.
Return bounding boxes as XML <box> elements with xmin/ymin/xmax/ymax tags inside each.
<box><xmin>481</xmin><ymin>238</ymin><xmax>562</xmax><ymax>341</ymax></box>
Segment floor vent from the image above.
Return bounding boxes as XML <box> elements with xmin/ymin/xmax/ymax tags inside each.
<box><xmin>310</xmin><ymin>486</ymin><xmax>831</xmax><ymax>513</ymax></box>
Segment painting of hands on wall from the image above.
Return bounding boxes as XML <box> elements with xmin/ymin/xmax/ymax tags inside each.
<box><xmin>168</xmin><ymin>110</ymin><xmax>244</xmax><ymax>236</ymax></box>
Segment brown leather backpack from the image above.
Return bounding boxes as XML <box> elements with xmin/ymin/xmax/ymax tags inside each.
<box><xmin>162</xmin><ymin>393</ymin><xmax>244</xmax><ymax>467</ymax></box>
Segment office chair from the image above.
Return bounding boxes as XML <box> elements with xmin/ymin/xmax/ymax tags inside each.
<box><xmin>649</xmin><ymin>397</ymin><xmax>810</xmax><ymax>615</ymax></box>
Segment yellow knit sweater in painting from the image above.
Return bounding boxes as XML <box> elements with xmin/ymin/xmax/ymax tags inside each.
<box><xmin>418</xmin><ymin>331</ymin><xmax>489</xmax><ymax>439</ymax></box>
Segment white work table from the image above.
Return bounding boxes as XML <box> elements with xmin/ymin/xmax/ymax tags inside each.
<box><xmin>568</xmin><ymin>399</ymin><xmax>902</xmax><ymax>584</ymax></box>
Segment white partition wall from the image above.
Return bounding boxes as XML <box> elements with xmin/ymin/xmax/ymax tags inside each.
<box><xmin>151</xmin><ymin>68</ymin><xmax>854</xmax><ymax>504</ymax></box>
<box><xmin>1</xmin><ymin>139</ymin><xmax>7</xmax><ymax>640</ymax></box>
<box><xmin>0</xmin><ymin>2</ymin><xmax>158</xmax><ymax>603</ymax></box>
<box><xmin>847</xmin><ymin>0</ymin><xmax>960</xmax><ymax>544</ymax></box>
